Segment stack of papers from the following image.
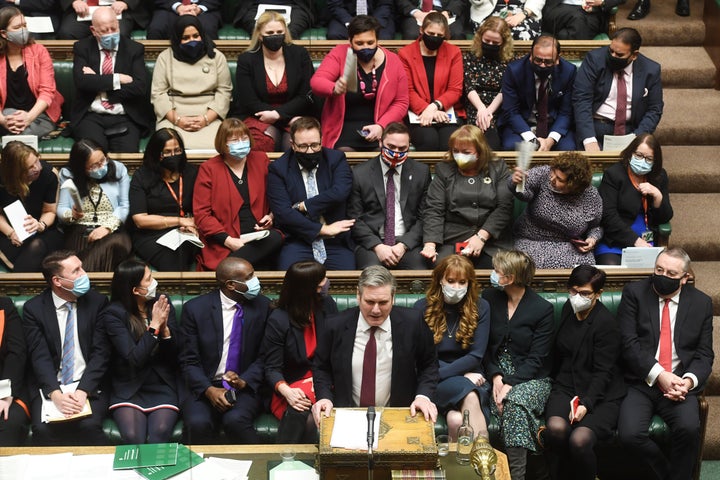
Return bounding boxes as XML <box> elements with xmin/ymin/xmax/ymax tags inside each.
<box><xmin>113</xmin><ymin>444</ymin><xmax>203</xmax><ymax>480</ymax></box>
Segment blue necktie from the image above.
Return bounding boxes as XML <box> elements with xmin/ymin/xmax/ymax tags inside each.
<box><xmin>61</xmin><ymin>302</ymin><xmax>75</xmax><ymax>385</ymax></box>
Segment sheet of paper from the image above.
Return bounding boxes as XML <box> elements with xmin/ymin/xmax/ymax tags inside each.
<box><xmin>0</xmin><ymin>378</ymin><xmax>11</xmax><ymax>398</ymax></box>
<box><xmin>163</xmin><ymin>457</ymin><xmax>242</xmax><ymax>480</ymax></box>
<box><xmin>71</xmin><ymin>454</ymin><xmax>143</xmax><ymax>480</ymax></box>
<box><xmin>0</xmin><ymin>455</ymin><xmax>28</xmax><ymax>480</ymax></box>
<box><xmin>408</xmin><ymin>107</ymin><xmax>457</xmax><ymax>124</ymax></box>
<box><xmin>255</xmin><ymin>4</ymin><xmax>292</xmax><ymax>24</ymax></box>
<box><xmin>621</xmin><ymin>246</ymin><xmax>665</xmax><ymax>268</ymax></box>
<box><xmin>270</xmin><ymin>460</ymin><xmax>317</xmax><ymax>480</ymax></box>
<box><xmin>41</xmin><ymin>382</ymin><xmax>93</xmax><ymax>423</ymax></box>
<box><xmin>515</xmin><ymin>140</ymin><xmax>534</xmax><ymax>193</ymax></box>
<box><xmin>342</xmin><ymin>47</ymin><xmax>358</xmax><ymax>93</ymax></box>
<box><xmin>77</xmin><ymin>6</ymin><xmax>122</xmax><ymax>22</ymax></box>
<box><xmin>330</xmin><ymin>409</ymin><xmax>381</xmax><ymax>450</ymax></box>
<box><xmin>25</xmin><ymin>17</ymin><xmax>54</xmax><ymax>33</ymax></box>
<box><xmin>23</xmin><ymin>453</ymin><xmax>74</xmax><ymax>480</ymax></box>
<box><xmin>204</xmin><ymin>457</ymin><xmax>252</xmax><ymax>479</ymax></box>
<box><xmin>3</xmin><ymin>200</ymin><xmax>34</xmax><ymax>242</ymax></box>
<box><xmin>602</xmin><ymin>133</ymin><xmax>636</xmax><ymax>151</ymax></box>
<box><xmin>61</xmin><ymin>178</ymin><xmax>83</xmax><ymax>211</ymax></box>
<box><xmin>239</xmin><ymin>230</ymin><xmax>269</xmax><ymax>243</ymax></box>
<box><xmin>1</xmin><ymin>135</ymin><xmax>38</xmax><ymax>150</ymax></box>
<box><xmin>156</xmin><ymin>228</ymin><xmax>205</xmax><ymax>251</ymax></box>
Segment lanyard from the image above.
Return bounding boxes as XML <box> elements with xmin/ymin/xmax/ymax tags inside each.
<box><xmin>627</xmin><ymin>167</ymin><xmax>649</xmax><ymax>229</ymax></box>
<box><xmin>87</xmin><ymin>184</ymin><xmax>102</xmax><ymax>223</ymax></box>
<box><xmin>164</xmin><ymin>176</ymin><xmax>184</xmax><ymax>218</ymax></box>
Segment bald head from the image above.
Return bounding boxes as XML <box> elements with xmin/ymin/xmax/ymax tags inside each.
<box><xmin>217</xmin><ymin>257</ymin><xmax>252</xmax><ymax>284</ymax></box>
<box><xmin>91</xmin><ymin>6</ymin><xmax>119</xmax><ymax>38</ymax></box>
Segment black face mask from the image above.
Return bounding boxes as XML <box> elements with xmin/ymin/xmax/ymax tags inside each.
<box><xmin>651</xmin><ymin>273</ymin><xmax>683</xmax><ymax>297</ymax></box>
<box><xmin>422</xmin><ymin>33</ymin><xmax>444</xmax><ymax>51</ymax></box>
<box><xmin>354</xmin><ymin>47</ymin><xmax>377</xmax><ymax>63</ymax></box>
<box><xmin>607</xmin><ymin>51</ymin><xmax>631</xmax><ymax>71</ymax></box>
<box><xmin>530</xmin><ymin>62</ymin><xmax>553</xmax><ymax>79</ymax></box>
<box><xmin>179</xmin><ymin>40</ymin><xmax>205</xmax><ymax>63</ymax></box>
<box><xmin>296</xmin><ymin>151</ymin><xmax>322</xmax><ymax>171</ymax></box>
<box><xmin>482</xmin><ymin>43</ymin><xmax>501</xmax><ymax>60</ymax></box>
<box><xmin>161</xmin><ymin>154</ymin><xmax>183</xmax><ymax>172</ymax></box>
<box><xmin>262</xmin><ymin>34</ymin><xmax>285</xmax><ymax>52</ymax></box>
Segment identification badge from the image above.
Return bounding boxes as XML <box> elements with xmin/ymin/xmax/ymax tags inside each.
<box><xmin>641</xmin><ymin>230</ymin><xmax>654</xmax><ymax>243</ymax></box>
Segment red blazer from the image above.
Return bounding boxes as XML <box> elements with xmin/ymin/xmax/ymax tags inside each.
<box><xmin>0</xmin><ymin>43</ymin><xmax>63</xmax><ymax>123</ymax></box>
<box><xmin>398</xmin><ymin>38</ymin><xmax>465</xmax><ymax>118</ymax></box>
<box><xmin>194</xmin><ymin>152</ymin><xmax>272</xmax><ymax>271</ymax></box>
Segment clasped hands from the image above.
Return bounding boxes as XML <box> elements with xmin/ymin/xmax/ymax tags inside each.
<box><xmin>657</xmin><ymin>371</ymin><xmax>692</xmax><ymax>402</ymax></box>
<box><xmin>50</xmin><ymin>388</ymin><xmax>88</xmax><ymax>417</ymax></box>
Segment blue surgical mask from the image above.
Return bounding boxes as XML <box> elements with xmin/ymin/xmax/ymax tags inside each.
<box><xmin>228</xmin><ymin>140</ymin><xmax>251</xmax><ymax>159</ymax></box>
<box><xmin>61</xmin><ymin>274</ymin><xmax>91</xmax><ymax>297</ymax></box>
<box><xmin>88</xmin><ymin>164</ymin><xmax>108</xmax><ymax>180</ymax></box>
<box><xmin>240</xmin><ymin>276</ymin><xmax>261</xmax><ymax>300</ymax></box>
<box><xmin>490</xmin><ymin>271</ymin><xmax>505</xmax><ymax>290</ymax></box>
<box><xmin>629</xmin><ymin>155</ymin><xmax>653</xmax><ymax>176</ymax></box>
<box><xmin>99</xmin><ymin>32</ymin><xmax>120</xmax><ymax>51</ymax></box>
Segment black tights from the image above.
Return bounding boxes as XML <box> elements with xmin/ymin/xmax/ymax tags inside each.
<box><xmin>113</xmin><ymin>407</ymin><xmax>178</xmax><ymax>444</ymax></box>
<box><xmin>545</xmin><ymin>416</ymin><xmax>597</xmax><ymax>480</ymax></box>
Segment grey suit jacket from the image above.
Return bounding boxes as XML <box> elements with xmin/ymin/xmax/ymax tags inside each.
<box><xmin>347</xmin><ymin>157</ymin><xmax>431</xmax><ymax>251</ymax></box>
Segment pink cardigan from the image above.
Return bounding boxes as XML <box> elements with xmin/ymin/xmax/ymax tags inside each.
<box><xmin>0</xmin><ymin>43</ymin><xmax>63</xmax><ymax>123</ymax></box>
<box><xmin>311</xmin><ymin>45</ymin><xmax>409</xmax><ymax>148</ymax></box>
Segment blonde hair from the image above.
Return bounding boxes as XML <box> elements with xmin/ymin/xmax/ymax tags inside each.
<box><xmin>492</xmin><ymin>250</ymin><xmax>536</xmax><ymax>287</ymax></box>
<box><xmin>471</xmin><ymin>17</ymin><xmax>513</xmax><ymax>62</ymax></box>
<box><xmin>446</xmin><ymin>125</ymin><xmax>494</xmax><ymax>172</ymax></box>
<box><xmin>248</xmin><ymin>11</ymin><xmax>293</xmax><ymax>52</ymax></box>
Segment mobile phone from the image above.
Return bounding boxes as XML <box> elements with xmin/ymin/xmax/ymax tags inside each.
<box><xmin>224</xmin><ymin>389</ymin><xmax>237</xmax><ymax>405</ymax></box>
<box><xmin>570</xmin><ymin>238</ymin><xmax>588</xmax><ymax>247</ymax></box>
<box><xmin>455</xmin><ymin>241</ymin><xmax>469</xmax><ymax>254</ymax></box>
<box><xmin>357</xmin><ymin>129</ymin><xmax>369</xmax><ymax>137</ymax></box>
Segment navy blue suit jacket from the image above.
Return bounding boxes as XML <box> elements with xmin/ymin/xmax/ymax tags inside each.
<box><xmin>312</xmin><ymin>306</ymin><xmax>439</xmax><ymax>407</ymax></box>
<box><xmin>179</xmin><ymin>291</ymin><xmax>271</xmax><ymax>400</ymax></box>
<box><xmin>499</xmin><ymin>54</ymin><xmax>576</xmax><ymax>139</ymax></box>
<box><xmin>267</xmin><ymin>147</ymin><xmax>353</xmax><ymax>245</ymax></box>
<box><xmin>573</xmin><ymin>47</ymin><xmax>664</xmax><ymax>144</ymax></box>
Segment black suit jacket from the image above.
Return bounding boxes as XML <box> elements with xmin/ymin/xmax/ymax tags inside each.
<box><xmin>262</xmin><ymin>295</ymin><xmax>338</xmax><ymax>389</ymax></box>
<box><xmin>347</xmin><ymin>157</ymin><xmax>431</xmax><ymax>251</ymax></box>
<box><xmin>313</xmin><ymin>306</ymin><xmax>439</xmax><ymax>407</ymax></box>
<box><xmin>60</xmin><ymin>0</ymin><xmax>150</xmax><ymax>27</ymax></box>
<box><xmin>70</xmin><ymin>35</ymin><xmax>152</xmax><ymax>134</ymax></box>
<box><xmin>0</xmin><ymin>297</ymin><xmax>27</xmax><ymax>402</ymax></box>
<box><xmin>573</xmin><ymin>46</ymin><xmax>663</xmax><ymax>144</ymax></box>
<box><xmin>598</xmin><ymin>161</ymin><xmax>673</xmax><ymax>248</ymax></box>
<box><xmin>179</xmin><ymin>291</ymin><xmax>272</xmax><ymax>400</ymax></box>
<box><xmin>397</xmin><ymin>0</ymin><xmax>466</xmax><ymax>17</ymax></box>
<box><xmin>153</xmin><ymin>0</ymin><xmax>221</xmax><ymax>13</ymax></box>
<box><xmin>327</xmin><ymin>0</ymin><xmax>394</xmax><ymax>25</ymax></box>
<box><xmin>482</xmin><ymin>287</ymin><xmax>554</xmax><ymax>385</ymax></box>
<box><xmin>551</xmin><ymin>301</ymin><xmax>626</xmax><ymax>411</ymax></box>
<box><xmin>618</xmin><ymin>278</ymin><xmax>714</xmax><ymax>391</ymax></box>
<box><xmin>233</xmin><ymin>44</ymin><xmax>315</xmax><ymax>121</ymax></box>
<box><xmin>22</xmin><ymin>289</ymin><xmax>109</xmax><ymax>399</ymax></box>
<box><xmin>99</xmin><ymin>300</ymin><xmax>179</xmax><ymax>401</ymax></box>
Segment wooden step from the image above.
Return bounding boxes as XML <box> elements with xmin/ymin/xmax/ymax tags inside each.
<box><xmin>616</xmin><ymin>0</ymin><xmax>705</xmax><ymax>46</ymax></box>
<box><xmin>670</xmin><ymin>197</ymin><xmax>720</xmax><ymax>260</ymax></box>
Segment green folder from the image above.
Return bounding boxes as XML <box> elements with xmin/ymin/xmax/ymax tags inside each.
<box><xmin>135</xmin><ymin>444</ymin><xmax>204</xmax><ymax>480</ymax></box>
<box><xmin>113</xmin><ymin>443</ymin><xmax>179</xmax><ymax>470</ymax></box>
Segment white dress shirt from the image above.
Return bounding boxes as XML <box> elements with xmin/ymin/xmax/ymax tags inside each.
<box><xmin>351</xmin><ymin>313</ymin><xmax>393</xmax><ymax>407</ymax></box>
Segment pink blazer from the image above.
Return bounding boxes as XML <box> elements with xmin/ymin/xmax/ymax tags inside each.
<box><xmin>0</xmin><ymin>43</ymin><xmax>63</xmax><ymax>123</ymax></box>
<box><xmin>311</xmin><ymin>45</ymin><xmax>409</xmax><ymax>148</ymax></box>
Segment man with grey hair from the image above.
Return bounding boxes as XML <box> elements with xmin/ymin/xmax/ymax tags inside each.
<box><xmin>312</xmin><ymin>265</ymin><xmax>439</xmax><ymax>425</ymax></box>
<box><xmin>617</xmin><ymin>247</ymin><xmax>713</xmax><ymax>480</ymax></box>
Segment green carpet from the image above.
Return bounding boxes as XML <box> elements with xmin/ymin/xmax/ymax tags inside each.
<box><xmin>701</xmin><ymin>461</ymin><xmax>720</xmax><ymax>479</ymax></box>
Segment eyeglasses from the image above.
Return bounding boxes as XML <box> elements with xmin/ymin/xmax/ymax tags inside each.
<box><xmin>654</xmin><ymin>266</ymin><xmax>686</xmax><ymax>279</ymax></box>
<box><xmin>633</xmin><ymin>151</ymin><xmax>654</xmax><ymax>164</ymax></box>
<box><xmin>569</xmin><ymin>287</ymin><xmax>596</xmax><ymax>299</ymax></box>
<box><xmin>87</xmin><ymin>156</ymin><xmax>108</xmax><ymax>172</ymax></box>
<box><xmin>293</xmin><ymin>142</ymin><xmax>322</xmax><ymax>152</ymax></box>
<box><xmin>161</xmin><ymin>148</ymin><xmax>183</xmax><ymax>158</ymax></box>
<box><xmin>531</xmin><ymin>56</ymin><xmax>555</xmax><ymax>67</ymax></box>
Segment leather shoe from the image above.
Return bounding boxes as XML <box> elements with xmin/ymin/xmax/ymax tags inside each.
<box><xmin>676</xmin><ymin>0</ymin><xmax>690</xmax><ymax>16</ymax></box>
<box><xmin>627</xmin><ymin>0</ymin><xmax>650</xmax><ymax>20</ymax></box>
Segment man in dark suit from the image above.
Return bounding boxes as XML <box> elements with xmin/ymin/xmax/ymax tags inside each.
<box><xmin>179</xmin><ymin>257</ymin><xmax>271</xmax><ymax>444</ymax></box>
<box><xmin>617</xmin><ymin>247</ymin><xmax>714</xmax><ymax>480</ymax></box>
<box><xmin>267</xmin><ymin>116</ymin><xmax>356</xmax><ymax>271</ymax></box>
<box><xmin>22</xmin><ymin>250</ymin><xmax>110</xmax><ymax>446</ymax></box>
<box><xmin>347</xmin><ymin>122</ymin><xmax>431</xmax><ymax>269</ymax></box>
<box><xmin>326</xmin><ymin>0</ymin><xmax>395</xmax><ymax>39</ymax></box>
<box><xmin>234</xmin><ymin>0</ymin><xmax>314</xmax><ymax>40</ymax></box>
<box><xmin>572</xmin><ymin>27</ymin><xmax>663</xmax><ymax>151</ymax></box>
<box><xmin>312</xmin><ymin>266</ymin><xmax>439</xmax><ymax>425</ymax></box>
<box><xmin>57</xmin><ymin>0</ymin><xmax>149</xmax><ymax>40</ymax></box>
<box><xmin>69</xmin><ymin>6</ymin><xmax>151</xmax><ymax>152</ymax></box>
<box><xmin>396</xmin><ymin>0</ymin><xmax>469</xmax><ymax>40</ymax></box>
<box><xmin>499</xmin><ymin>35</ymin><xmax>576</xmax><ymax>151</ymax></box>
<box><xmin>147</xmin><ymin>0</ymin><xmax>221</xmax><ymax>40</ymax></box>
<box><xmin>542</xmin><ymin>0</ymin><xmax>625</xmax><ymax>40</ymax></box>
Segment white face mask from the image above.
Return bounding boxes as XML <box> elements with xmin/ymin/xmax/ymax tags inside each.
<box><xmin>569</xmin><ymin>293</ymin><xmax>593</xmax><ymax>314</ymax></box>
<box><xmin>139</xmin><ymin>278</ymin><xmax>158</xmax><ymax>300</ymax></box>
<box><xmin>453</xmin><ymin>153</ymin><xmax>477</xmax><ymax>170</ymax></box>
<box><xmin>442</xmin><ymin>283</ymin><xmax>468</xmax><ymax>305</ymax></box>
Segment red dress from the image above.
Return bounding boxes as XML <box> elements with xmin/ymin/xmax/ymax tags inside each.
<box><xmin>244</xmin><ymin>72</ymin><xmax>289</xmax><ymax>152</ymax></box>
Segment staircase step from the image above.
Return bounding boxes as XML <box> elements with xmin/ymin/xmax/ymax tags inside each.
<box><xmin>668</xmin><ymin>195</ymin><xmax>720</xmax><ymax>262</ymax></box>
<box><xmin>656</xmin><ymin>89</ymin><xmax>720</xmax><ymax>145</ymax></box>
<box><xmin>664</xmin><ymin>146</ymin><xmax>720</xmax><ymax>193</ymax></box>
<box><xmin>690</xmin><ymin>263</ymin><xmax>720</xmax><ymax>315</ymax></box>
<box><xmin>643</xmin><ymin>47</ymin><xmax>716</xmax><ymax>89</ymax></box>
<box><xmin>616</xmin><ymin>0</ymin><xmax>705</xmax><ymax>46</ymax></box>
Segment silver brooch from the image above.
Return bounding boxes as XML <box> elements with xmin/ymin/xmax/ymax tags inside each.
<box><xmin>467</xmin><ymin>178</ymin><xmax>476</xmax><ymax>185</ymax></box>
<box><xmin>484</xmin><ymin>177</ymin><xmax>492</xmax><ymax>184</ymax></box>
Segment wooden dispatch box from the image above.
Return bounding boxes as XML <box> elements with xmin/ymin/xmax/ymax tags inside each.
<box><xmin>318</xmin><ymin>407</ymin><xmax>439</xmax><ymax>480</ymax></box>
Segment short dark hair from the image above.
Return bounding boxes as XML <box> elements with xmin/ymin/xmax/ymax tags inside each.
<box><xmin>381</xmin><ymin>122</ymin><xmax>409</xmax><ymax>140</ymax></box>
<box><xmin>348</xmin><ymin>15</ymin><xmax>380</xmax><ymax>39</ymax></box>
<box><xmin>277</xmin><ymin>261</ymin><xmax>327</xmax><ymax>328</ymax></box>
<box><xmin>290</xmin><ymin>116</ymin><xmax>321</xmax><ymax>141</ymax></box>
<box><xmin>613</xmin><ymin>27</ymin><xmax>642</xmax><ymax>52</ymax></box>
<box><xmin>41</xmin><ymin>250</ymin><xmax>77</xmax><ymax>284</ymax></box>
<box><xmin>550</xmin><ymin>152</ymin><xmax>593</xmax><ymax>195</ymax></box>
<box><xmin>531</xmin><ymin>34</ymin><xmax>561</xmax><ymax>56</ymax></box>
<box><xmin>567</xmin><ymin>265</ymin><xmax>606</xmax><ymax>292</ymax></box>
<box><xmin>620</xmin><ymin>133</ymin><xmax>663</xmax><ymax>183</ymax></box>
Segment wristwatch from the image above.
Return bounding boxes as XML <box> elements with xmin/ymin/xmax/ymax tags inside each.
<box><xmin>147</xmin><ymin>325</ymin><xmax>160</xmax><ymax>336</ymax></box>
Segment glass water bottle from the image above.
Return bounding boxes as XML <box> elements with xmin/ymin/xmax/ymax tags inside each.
<box><xmin>456</xmin><ymin>409</ymin><xmax>474</xmax><ymax>465</ymax></box>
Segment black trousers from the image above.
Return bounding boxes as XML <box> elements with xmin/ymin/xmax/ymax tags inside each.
<box><xmin>57</xmin><ymin>12</ymin><xmax>136</xmax><ymax>40</ymax></box>
<box><xmin>355</xmin><ymin>245</ymin><xmax>430</xmax><ymax>270</ymax></box>
<box><xmin>182</xmin><ymin>387</ymin><xmax>263</xmax><ymax>444</ymax></box>
<box><xmin>542</xmin><ymin>5</ymin><xmax>605</xmax><ymax>41</ymax></box>
<box><xmin>146</xmin><ymin>10</ymin><xmax>222</xmax><ymax>40</ymax></box>
<box><xmin>72</xmin><ymin>112</ymin><xmax>142</xmax><ymax>154</ymax></box>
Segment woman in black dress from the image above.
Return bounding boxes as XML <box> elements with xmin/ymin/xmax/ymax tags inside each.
<box><xmin>0</xmin><ymin>141</ymin><xmax>62</xmax><ymax>271</ymax></box>
<box><xmin>129</xmin><ymin>128</ymin><xmax>199</xmax><ymax>271</ymax></box>
<box><xmin>544</xmin><ymin>265</ymin><xmax>626</xmax><ymax>480</ymax></box>
<box><xmin>101</xmin><ymin>260</ymin><xmax>179</xmax><ymax>444</ymax></box>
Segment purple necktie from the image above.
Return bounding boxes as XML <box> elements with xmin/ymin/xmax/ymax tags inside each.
<box><xmin>536</xmin><ymin>78</ymin><xmax>549</xmax><ymax>138</ymax></box>
<box><xmin>383</xmin><ymin>168</ymin><xmax>396</xmax><ymax>246</ymax></box>
<box><xmin>614</xmin><ymin>71</ymin><xmax>627</xmax><ymax>135</ymax></box>
<box><xmin>222</xmin><ymin>303</ymin><xmax>244</xmax><ymax>390</ymax></box>
<box><xmin>360</xmin><ymin>326</ymin><xmax>378</xmax><ymax>407</ymax></box>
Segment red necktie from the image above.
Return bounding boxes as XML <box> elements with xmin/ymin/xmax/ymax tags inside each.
<box><xmin>87</xmin><ymin>0</ymin><xmax>99</xmax><ymax>6</ymax></box>
<box><xmin>101</xmin><ymin>50</ymin><xmax>114</xmax><ymax>111</ymax></box>
<box><xmin>383</xmin><ymin>169</ymin><xmax>396</xmax><ymax>246</ymax></box>
<box><xmin>182</xmin><ymin>0</ymin><xmax>192</xmax><ymax>5</ymax></box>
<box><xmin>659</xmin><ymin>299</ymin><xmax>672</xmax><ymax>371</ymax></box>
<box><xmin>614</xmin><ymin>71</ymin><xmax>627</xmax><ymax>135</ymax></box>
<box><xmin>422</xmin><ymin>0</ymin><xmax>434</xmax><ymax>11</ymax></box>
<box><xmin>536</xmin><ymin>78</ymin><xmax>549</xmax><ymax>138</ymax></box>
<box><xmin>360</xmin><ymin>326</ymin><xmax>377</xmax><ymax>407</ymax></box>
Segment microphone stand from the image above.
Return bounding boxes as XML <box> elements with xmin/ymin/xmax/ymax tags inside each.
<box><xmin>367</xmin><ymin>406</ymin><xmax>375</xmax><ymax>480</ymax></box>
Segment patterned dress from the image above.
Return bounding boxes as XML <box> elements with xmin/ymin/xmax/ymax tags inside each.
<box><xmin>474</xmin><ymin>0</ymin><xmax>543</xmax><ymax>40</ymax></box>
<box><xmin>463</xmin><ymin>52</ymin><xmax>508</xmax><ymax>128</ymax></box>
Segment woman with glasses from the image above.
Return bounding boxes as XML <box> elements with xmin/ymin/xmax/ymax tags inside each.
<box><xmin>129</xmin><ymin>128</ymin><xmax>198</xmax><ymax>271</ymax></box>
<box><xmin>398</xmin><ymin>12</ymin><xmax>464</xmax><ymax>151</ymax></box>
<box><xmin>544</xmin><ymin>265</ymin><xmax>625</xmax><ymax>480</ymax></box>
<box><xmin>57</xmin><ymin>139</ymin><xmax>131</xmax><ymax>272</ymax></box>
<box><xmin>151</xmin><ymin>15</ymin><xmax>232</xmax><ymax>150</ymax></box>
<box><xmin>595</xmin><ymin>133</ymin><xmax>673</xmax><ymax>265</ymax></box>
<box><xmin>194</xmin><ymin>118</ymin><xmax>283</xmax><ymax>271</ymax></box>
<box><xmin>311</xmin><ymin>15</ymin><xmax>409</xmax><ymax>152</ymax></box>
<box><xmin>233</xmin><ymin>11</ymin><xmax>315</xmax><ymax>153</ymax></box>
